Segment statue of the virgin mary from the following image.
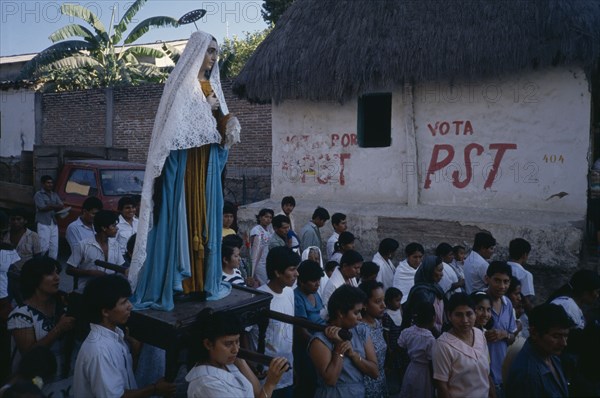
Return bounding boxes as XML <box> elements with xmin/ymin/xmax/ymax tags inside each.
<box><xmin>128</xmin><ymin>31</ymin><xmax>240</xmax><ymax>310</ymax></box>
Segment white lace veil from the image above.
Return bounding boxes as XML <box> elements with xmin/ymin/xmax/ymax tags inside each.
<box><xmin>128</xmin><ymin>31</ymin><xmax>232</xmax><ymax>290</ymax></box>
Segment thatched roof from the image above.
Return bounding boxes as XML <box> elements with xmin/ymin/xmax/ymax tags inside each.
<box><xmin>233</xmin><ymin>0</ymin><xmax>600</xmax><ymax>104</ymax></box>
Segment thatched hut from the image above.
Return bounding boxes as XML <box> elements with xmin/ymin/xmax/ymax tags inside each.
<box><xmin>234</xmin><ymin>0</ymin><xmax>600</xmax><ymax>291</ymax></box>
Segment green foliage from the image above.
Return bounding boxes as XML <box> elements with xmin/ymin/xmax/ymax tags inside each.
<box><xmin>20</xmin><ymin>0</ymin><xmax>179</xmax><ymax>92</ymax></box>
<box><xmin>219</xmin><ymin>27</ymin><xmax>272</xmax><ymax>78</ymax></box>
<box><xmin>261</xmin><ymin>0</ymin><xmax>294</xmax><ymax>25</ymax></box>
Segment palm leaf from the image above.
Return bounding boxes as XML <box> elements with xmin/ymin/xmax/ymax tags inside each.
<box><xmin>161</xmin><ymin>42</ymin><xmax>181</xmax><ymax>64</ymax></box>
<box><xmin>19</xmin><ymin>40</ymin><xmax>94</xmax><ymax>79</ymax></box>
<box><xmin>37</xmin><ymin>55</ymin><xmax>102</xmax><ymax>72</ymax></box>
<box><xmin>122</xmin><ymin>46</ymin><xmax>165</xmax><ymax>60</ymax></box>
<box><xmin>112</xmin><ymin>0</ymin><xmax>148</xmax><ymax>44</ymax></box>
<box><xmin>60</xmin><ymin>4</ymin><xmax>108</xmax><ymax>42</ymax></box>
<box><xmin>49</xmin><ymin>24</ymin><xmax>98</xmax><ymax>45</ymax></box>
<box><xmin>124</xmin><ymin>17</ymin><xmax>179</xmax><ymax>44</ymax></box>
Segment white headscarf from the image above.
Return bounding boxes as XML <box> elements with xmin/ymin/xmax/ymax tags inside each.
<box><xmin>129</xmin><ymin>31</ymin><xmax>240</xmax><ymax>290</ymax></box>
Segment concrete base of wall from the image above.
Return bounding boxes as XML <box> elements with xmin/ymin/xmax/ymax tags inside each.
<box><xmin>237</xmin><ymin>199</ymin><xmax>586</xmax><ymax>301</ymax></box>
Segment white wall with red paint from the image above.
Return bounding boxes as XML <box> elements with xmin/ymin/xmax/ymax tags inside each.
<box><xmin>270</xmin><ymin>67</ymin><xmax>590</xmax><ymax>216</ymax></box>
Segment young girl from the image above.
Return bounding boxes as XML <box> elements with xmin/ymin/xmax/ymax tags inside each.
<box><xmin>249</xmin><ymin>208</ymin><xmax>273</xmax><ymax>285</ymax></box>
<box><xmin>471</xmin><ymin>292</ymin><xmax>493</xmax><ymax>331</ymax></box>
<box><xmin>381</xmin><ymin>288</ymin><xmax>403</xmax><ymax>392</ymax></box>
<box><xmin>397</xmin><ymin>302</ymin><xmax>436</xmax><ymax>398</ymax></box>
<box><xmin>329</xmin><ymin>232</ymin><xmax>356</xmax><ymax>264</ymax></box>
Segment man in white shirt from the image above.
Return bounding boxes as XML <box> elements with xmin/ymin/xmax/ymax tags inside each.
<box><xmin>250</xmin><ymin>246</ymin><xmax>299</xmax><ymax>396</ymax></box>
<box><xmin>373</xmin><ymin>238</ymin><xmax>399</xmax><ymax>291</ymax></box>
<box><xmin>66</xmin><ymin>196</ymin><xmax>102</xmax><ymax>253</ymax></box>
<box><xmin>66</xmin><ymin>210</ymin><xmax>124</xmax><ymax>291</ymax></box>
<box><xmin>73</xmin><ymin>274</ymin><xmax>175</xmax><ymax>397</ymax></box>
<box><xmin>115</xmin><ymin>196</ymin><xmax>139</xmax><ymax>256</ymax></box>
<box><xmin>507</xmin><ymin>238</ymin><xmax>535</xmax><ymax>312</ymax></box>
<box><xmin>464</xmin><ymin>232</ymin><xmax>496</xmax><ymax>294</ymax></box>
<box><xmin>326</xmin><ymin>213</ymin><xmax>347</xmax><ymax>259</ymax></box>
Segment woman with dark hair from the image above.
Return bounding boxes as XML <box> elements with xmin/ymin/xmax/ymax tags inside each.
<box><xmin>402</xmin><ymin>255</ymin><xmax>445</xmax><ymax>334</ymax></box>
<box><xmin>321</xmin><ymin>250</ymin><xmax>363</xmax><ymax>311</ymax></box>
<box><xmin>250</xmin><ymin>208</ymin><xmax>274</xmax><ymax>285</ymax></box>
<box><xmin>309</xmin><ymin>285</ymin><xmax>379</xmax><ymax>398</ymax></box>
<box><xmin>186</xmin><ymin>311</ymin><xmax>288</xmax><ymax>398</ymax></box>
<box><xmin>7</xmin><ymin>258</ymin><xmax>75</xmax><ymax>391</ymax></box>
<box><xmin>330</xmin><ymin>232</ymin><xmax>356</xmax><ymax>264</ymax></box>
<box><xmin>358</xmin><ymin>280</ymin><xmax>388</xmax><ymax>397</ymax></box>
<box><xmin>393</xmin><ymin>242</ymin><xmax>424</xmax><ymax>304</ymax></box>
<box><xmin>432</xmin><ymin>293</ymin><xmax>493</xmax><ymax>398</ymax></box>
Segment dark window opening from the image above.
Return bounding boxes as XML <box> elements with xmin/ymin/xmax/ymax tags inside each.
<box><xmin>357</xmin><ymin>93</ymin><xmax>392</xmax><ymax>148</ymax></box>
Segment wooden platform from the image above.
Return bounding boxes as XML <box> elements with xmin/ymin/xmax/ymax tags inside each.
<box><xmin>126</xmin><ymin>284</ymin><xmax>272</xmax><ymax>379</ymax></box>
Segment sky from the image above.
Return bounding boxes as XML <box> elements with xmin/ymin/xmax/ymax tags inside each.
<box><xmin>0</xmin><ymin>0</ymin><xmax>268</xmax><ymax>57</ymax></box>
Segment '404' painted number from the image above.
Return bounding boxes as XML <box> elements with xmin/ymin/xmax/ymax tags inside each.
<box><xmin>543</xmin><ymin>154</ymin><xmax>564</xmax><ymax>163</ymax></box>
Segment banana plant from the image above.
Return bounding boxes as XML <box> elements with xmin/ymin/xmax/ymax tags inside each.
<box><xmin>20</xmin><ymin>0</ymin><xmax>179</xmax><ymax>92</ymax></box>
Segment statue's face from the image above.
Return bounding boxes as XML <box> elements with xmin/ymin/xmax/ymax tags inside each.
<box><xmin>201</xmin><ymin>40</ymin><xmax>219</xmax><ymax>74</ymax></box>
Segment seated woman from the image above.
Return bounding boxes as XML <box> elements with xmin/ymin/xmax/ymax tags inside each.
<box><xmin>7</xmin><ymin>258</ymin><xmax>76</xmax><ymax>394</ymax></box>
<box><xmin>186</xmin><ymin>311</ymin><xmax>289</xmax><ymax>398</ymax></box>
<box><xmin>308</xmin><ymin>285</ymin><xmax>379</xmax><ymax>398</ymax></box>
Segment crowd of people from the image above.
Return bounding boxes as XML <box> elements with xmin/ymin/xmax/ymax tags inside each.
<box><xmin>0</xmin><ymin>187</ymin><xmax>599</xmax><ymax>398</ymax></box>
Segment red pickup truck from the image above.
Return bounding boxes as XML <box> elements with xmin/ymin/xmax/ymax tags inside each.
<box><xmin>55</xmin><ymin>160</ymin><xmax>145</xmax><ymax>236</ymax></box>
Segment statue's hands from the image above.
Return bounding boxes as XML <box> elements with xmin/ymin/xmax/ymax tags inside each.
<box><xmin>207</xmin><ymin>92</ymin><xmax>220</xmax><ymax>110</ymax></box>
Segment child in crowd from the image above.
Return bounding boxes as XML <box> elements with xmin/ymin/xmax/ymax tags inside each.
<box><xmin>222</xmin><ymin>202</ymin><xmax>237</xmax><ymax>238</ymax></box>
<box><xmin>484</xmin><ymin>261</ymin><xmax>517</xmax><ymax>397</ymax></box>
<box><xmin>398</xmin><ymin>302</ymin><xmax>436</xmax><ymax>398</ymax></box>
<box><xmin>324</xmin><ymin>261</ymin><xmax>338</xmax><ymax>279</ymax></box>
<box><xmin>223</xmin><ymin>234</ymin><xmax>254</xmax><ymax>286</ymax></box>
<box><xmin>250</xmin><ymin>208</ymin><xmax>274</xmax><ymax>285</ymax></box>
<box><xmin>221</xmin><ymin>245</ymin><xmax>246</xmax><ymax>286</ymax></box>
<box><xmin>381</xmin><ymin>287</ymin><xmax>403</xmax><ymax>393</ymax></box>
<box><xmin>326</xmin><ymin>213</ymin><xmax>347</xmax><ymax>259</ymax></box>
<box><xmin>471</xmin><ymin>291</ymin><xmax>493</xmax><ymax>331</ymax></box>
<box><xmin>359</xmin><ymin>261</ymin><xmax>380</xmax><ymax>283</ymax></box>
<box><xmin>329</xmin><ymin>231</ymin><xmax>355</xmax><ymax>264</ymax></box>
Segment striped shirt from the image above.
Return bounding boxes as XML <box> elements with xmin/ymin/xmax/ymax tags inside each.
<box><xmin>222</xmin><ymin>268</ymin><xmax>245</xmax><ymax>286</ymax></box>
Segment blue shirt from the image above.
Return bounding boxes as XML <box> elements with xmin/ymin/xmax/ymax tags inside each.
<box><xmin>294</xmin><ymin>287</ymin><xmax>326</xmax><ymax>326</ymax></box>
<box><xmin>488</xmin><ymin>295</ymin><xmax>517</xmax><ymax>385</ymax></box>
<box><xmin>505</xmin><ymin>340</ymin><xmax>568</xmax><ymax>398</ymax></box>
